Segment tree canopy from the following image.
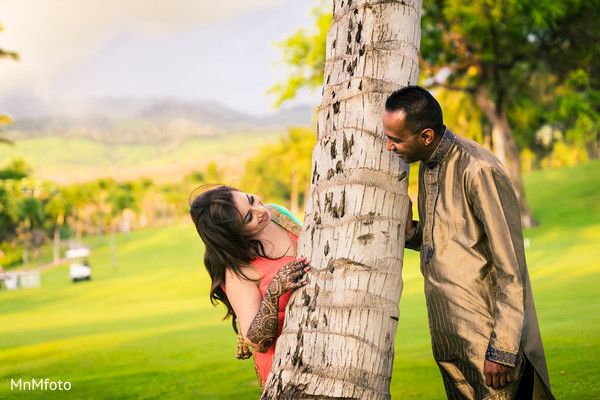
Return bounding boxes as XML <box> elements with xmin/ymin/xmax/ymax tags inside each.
<box><xmin>269</xmin><ymin>0</ymin><xmax>599</xmax><ymax>226</ymax></box>
<box><xmin>419</xmin><ymin>0</ymin><xmax>599</xmax><ymax>152</ymax></box>
<box><xmin>270</xmin><ymin>0</ymin><xmax>599</xmax><ymax>163</ymax></box>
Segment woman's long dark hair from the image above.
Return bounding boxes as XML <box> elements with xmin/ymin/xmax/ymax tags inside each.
<box><xmin>189</xmin><ymin>184</ymin><xmax>272</xmax><ymax>332</ymax></box>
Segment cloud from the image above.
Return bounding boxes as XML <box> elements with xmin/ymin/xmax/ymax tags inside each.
<box><xmin>0</xmin><ymin>0</ymin><xmax>283</xmax><ymax>98</ymax></box>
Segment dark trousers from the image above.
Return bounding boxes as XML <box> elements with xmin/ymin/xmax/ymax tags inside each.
<box><xmin>515</xmin><ymin>357</ymin><xmax>534</xmax><ymax>400</ymax></box>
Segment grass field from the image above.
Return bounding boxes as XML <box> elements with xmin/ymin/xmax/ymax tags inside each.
<box><xmin>0</xmin><ymin>160</ymin><xmax>599</xmax><ymax>399</ymax></box>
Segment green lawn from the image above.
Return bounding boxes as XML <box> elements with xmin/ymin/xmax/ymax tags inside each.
<box><xmin>1</xmin><ymin>160</ymin><xmax>599</xmax><ymax>399</ymax></box>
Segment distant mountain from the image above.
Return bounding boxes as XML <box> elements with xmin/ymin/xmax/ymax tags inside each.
<box><xmin>1</xmin><ymin>95</ymin><xmax>314</xmax><ymax>144</ymax></box>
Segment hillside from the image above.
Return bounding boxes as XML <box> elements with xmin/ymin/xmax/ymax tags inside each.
<box><xmin>3</xmin><ymin>96</ymin><xmax>314</xmax><ymax>144</ymax></box>
<box><xmin>0</xmin><ymin>97</ymin><xmax>315</xmax><ymax>184</ymax></box>
<box><xmin>0</xmin><ymin>131</ymin><xmax>287</xmax><ymax>184</ymax></box>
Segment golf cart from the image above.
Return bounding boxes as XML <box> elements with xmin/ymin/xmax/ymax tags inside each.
<box><xmin>67</xmin><ymin>247</ymin><xmax>91</xmax><ymax>282</ymax></box>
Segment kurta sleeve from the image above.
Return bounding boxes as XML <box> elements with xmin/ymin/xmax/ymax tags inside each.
<box><xmin>469</xmin><ymin>166</ymin><xmax>527</xmax><ymax>367</ymax></box>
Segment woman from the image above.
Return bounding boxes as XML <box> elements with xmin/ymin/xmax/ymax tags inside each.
<box><xmin>189</xmin><ymin>185</ymin><xmax>309</xmax><ymax>389</ymax></box>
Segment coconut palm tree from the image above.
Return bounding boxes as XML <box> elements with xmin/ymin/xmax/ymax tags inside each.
<box><xmin>262</xmin><ymin>1</ymin><xmax>422</xmax><ymax>398</ymax></box>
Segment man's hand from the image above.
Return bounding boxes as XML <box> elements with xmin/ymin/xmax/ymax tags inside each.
<box><xmin>405</xmin><ymin>198</ymin><xmax>416</xmax><ymax>241</ymax></box>
<box><xmin>484</xmin><ymin>360</ymin><xmax>513</xmax><ymax>389</ymax></box>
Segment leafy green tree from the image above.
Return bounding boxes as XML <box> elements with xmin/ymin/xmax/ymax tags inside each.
<box><xmin>1</xmin><ymin>172</ymin><xmax>166</xmax><ymax>269</ymax></box>
<box><xmin>242</xmin><ymin>126</ymin><xmax>315</xmax><ymax>214</ymax></box>
<box><xmin>0</xmin><ymin>180</ymin><xmax>21</xmax><ymax>266</ymax></box>
<box><xmin>0</xmin><ymin>182</ymin><xmax>18</xmax><ymax>242</ymax></box>
<box><xmin>268</xmin><ymin>1</ymin><xmax>330</xmax><ymax>108</ymax></box>
<box><xmin>89</xmin><ymin>178</ymin><xmax>117</xmax><ymax>238</ymax></box>
<box><xmin>109</xmin><ymin>182</ymin><xmax>143</xmax><ymax>221</ymax></box>
<box><xmin>419</xmin><ymin>0</ymin><xmax>600</xmax><ymax>227</ymax></box>
<box><xmin>61</xmin><ymin>184</ymin><xmax>92</xmax><ymax>244</ymax></box>
<box><xmin>0</xmin><ymin>158</ymin><xmax>33</xmax><ymax>180</ymax></box>
<box><xmin>18</xmin><ymin>197</ymin><xmax>45</xmax><ymax>267</ymax></box>
<box><xmin>45</xmin><ymin>191</ymin><xmax>71</xmax><ymax>264</ymax></box>
<box><xmin>271</xmin><ymin>0</ymin><xmax>599</xmax><ymax>228</ymax></box>
<box><xmin>553</xmin><ymin>69</ymin><xmax>600</xmax><ymax>159</ymax></box>
<box><xmin>105</xmin><ymin>182</ymin><xmax>142</xmax><ymax>269</ymax></box>
<box><xmin>18</xmin><ymin>179</ymin><xmax>56</xmax><ymax>264</ymax></box>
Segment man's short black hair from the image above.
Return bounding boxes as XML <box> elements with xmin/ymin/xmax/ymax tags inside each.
<box><xmin>385</xmin><ymin>86</ymin><xmax>444</xmax><ymax>137</ymax></box>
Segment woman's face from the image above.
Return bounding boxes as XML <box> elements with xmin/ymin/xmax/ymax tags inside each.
<box><xmin>231</xmin><ymin>191</ymin><xmax>270</xmax><ymax>238</ymax></box>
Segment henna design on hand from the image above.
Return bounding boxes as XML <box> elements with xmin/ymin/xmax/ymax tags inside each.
<box><xmin>266</xmin><ymin>258</ymin><xmax>309</xmax><ymax>297</ymax></box>
<box><xmin>246</xmin><ymin>258</ymin><xmax>310</xmax><ymax>353</ymax></box>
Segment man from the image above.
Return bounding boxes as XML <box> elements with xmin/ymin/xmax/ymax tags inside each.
<box><xmin>383</xmin><ymin>86</ymin><xmax>554</xmax><ymax>399</ymax></box>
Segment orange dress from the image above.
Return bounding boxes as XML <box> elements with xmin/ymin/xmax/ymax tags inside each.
<box><xmin>251</xmin><ymin>232</ymin><xmax>298</xmax><ymax>388</ymax></box>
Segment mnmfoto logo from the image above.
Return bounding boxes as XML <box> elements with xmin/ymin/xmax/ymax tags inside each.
<box><xmin>11</xmin><ymin>378</ymin><xmax>71</xmax><ymax>391</ymax></box>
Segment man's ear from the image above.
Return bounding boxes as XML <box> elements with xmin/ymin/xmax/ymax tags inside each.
<box><xmin>420</xmin><ymin>128</ymin><xmax>435</xmax><ymax>146</ymax></box>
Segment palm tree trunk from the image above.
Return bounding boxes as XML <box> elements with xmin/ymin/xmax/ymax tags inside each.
<box><xmin>53</xmin><ymin>225</ymin><xmax>61</xmax><ymax>265</ymax></box>
<box><xmin>22</xmin><ymin>217</ymin><xmax>30</xmax><ymax>269</ymax></box>
<box><xmin>22</xmin><ymin>235</ymin><xmax>29</xmax><ymax>269</ymax></box>
<box><xmin>261</xmin><ymin>1</ymin><xmax>422</xmax><ymax>398</ymax></box>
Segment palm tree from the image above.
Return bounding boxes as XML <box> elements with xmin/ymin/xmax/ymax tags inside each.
<box><xmin>106</xmin><ymin>184</ymin><xmax>137</xmax><ymax>269</ymax></box>
<box><xmin>262</xmin><ymin>1</ymin><xmax>422</xmax><ymax>398</ymax></box>
<box><xmin>17</xmin><ymin>197</ymin><xmax>44</xmax><ymax>268</ymax></box>
<box><xmin>46</xmin><ymin>192</ymin><xmax>70</xmax><ymax>264</ymax></box>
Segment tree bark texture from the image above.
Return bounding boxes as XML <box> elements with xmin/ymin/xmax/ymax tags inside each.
<box><xmin>261</xmin><ymin>1</ymin><xmax>422</xmax><ymax>399</ymax></box>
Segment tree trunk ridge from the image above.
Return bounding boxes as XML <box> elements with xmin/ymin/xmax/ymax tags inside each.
<box><xmin>261</xmin><ymin>1</ymin><xmax>422</xmax><ymax>398</ymax></box>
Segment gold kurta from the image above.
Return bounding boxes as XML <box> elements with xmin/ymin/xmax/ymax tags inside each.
<box><xmin>406</xmin><ymin>129</ymin><xmax>554</xmax><ymax>399</ymax></box>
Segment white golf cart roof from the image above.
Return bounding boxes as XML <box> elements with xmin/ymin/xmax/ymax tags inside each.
<box><xmin>65</xmin><ymin>248</ymin><xmax>91</xmax><ymax>259</ymax></box>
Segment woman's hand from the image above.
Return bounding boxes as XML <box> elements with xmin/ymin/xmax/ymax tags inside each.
<box><xmin>266</xmin><ymin>257</ymin><xmax>310</xmax><ymax>298</ymax></box>
<box><xmin>247</xmin><ymin>258</ymin><xmax>310</xmax><ymax>353</ymax></box>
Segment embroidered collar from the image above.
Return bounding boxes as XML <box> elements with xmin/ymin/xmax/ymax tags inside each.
<box><xmin>264</xmin><ymin>205</ymin><xmax>302</xmax><ymax>236</ymax></box>
<box><xmin>424</xmin><ymin>127</ymin><xmax>455</xmax><ymax>169</ymax></box>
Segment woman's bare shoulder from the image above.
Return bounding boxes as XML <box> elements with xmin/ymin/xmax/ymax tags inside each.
<box><xmin>224</xmin><ymin>264</ymin><xmax>261</xmax><ymax>288</ymax></box>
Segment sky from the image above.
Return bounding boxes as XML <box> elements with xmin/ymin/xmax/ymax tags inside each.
<box><xmin>0</xmin><ymin>0</ymin><xmax>323</xmax><ymax>117</ymax></box>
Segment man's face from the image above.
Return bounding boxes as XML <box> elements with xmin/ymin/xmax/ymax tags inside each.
<box><xmin>382</xmin><ymin>110</ymin><xmax>428</xmax><ymax>164</ymax></box>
